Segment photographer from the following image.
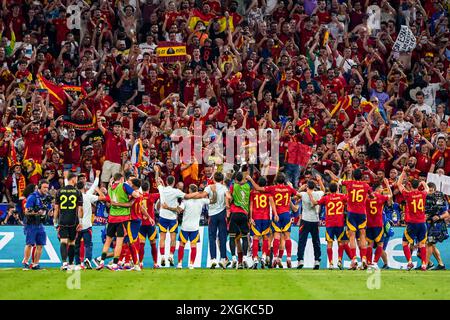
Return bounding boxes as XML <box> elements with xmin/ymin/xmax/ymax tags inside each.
<box><xmin>1</xmin><ymin>205</ymin><xmax>23</xmax><ymax>225</ymax></box>
<box><xmin>22</xmin><ymin>179</ymin><xmax>50</xmax><ymax>270</ymax></box>
<box><xmin>424</xmin><ymin>182</ymin><xmax>449</xmax><ymax>270</ymax></box>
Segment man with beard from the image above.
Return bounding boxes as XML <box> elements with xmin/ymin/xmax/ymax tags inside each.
<box><xmin>22</xmin><ymin>120</ymin><xmax>55</xmax><ymax>163</ymax></box>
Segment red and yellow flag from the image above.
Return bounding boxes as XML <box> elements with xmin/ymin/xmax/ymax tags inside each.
<box><xmin>36</xmin><ymin>74</ymin><xmax>67</xmax><ymax>115</ymax></box>
<box><xmin>330</xmin><ymin>96</ymin><xmax>352</xmax><ymax>117</ymax></box>
<box><xmin>188</xmin><ymin>9</ymin><xmax>234</xmax><ymax>33</ymax></box>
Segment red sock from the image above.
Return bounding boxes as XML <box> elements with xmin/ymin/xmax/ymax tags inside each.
<box><xmin>80</xmin><ymin>239</ymin><xmax>85</xmax><ymax>262</ymax></box>
<box><xmin>178</xmin><ymin>245</ymin><xmax>185</xmax><ymax>263</ymax></box>
<box><xmin>125</xmin><ymin>244</ymin><xmax>131</xmax><ymax>263</ymax></box>
<box><xmin>327</xmin><ymin>247</ymin><xmax>333</xmax><ymax>264</ymax></box>
<box><xmin>262</xmin><ymin>239</ymin><xmax>269</xmax><ymax>256</ymax></box>
<box><xmin>272</xmin><ymin>239</ymin><xmax>280</xmax><ymax>259</ymax></box>
<box><xmin>367</xmin><ymin>247</ymin><xmax>373</xmax><ymax>264</ymax></box>
<box><xmin>252</xmin><ymin>238</ymin><xmax>259</xmax><ymax>259</ymax></box>
<box><xmin>420</xmin><ymin>247</ymin><xmax>427</xmax><ymax>266</ymax></box>
<box><xmin>344</xmin><ymin>243</ymin><xmax>352</xmax><ymax>259</ymax></box>
<box><xmin>190</xmin><ymin>247</ymin><xmax>197</xmax><ymax>264</ymax></box>
<box><xmin>130</xmin><ymin>241</ymin><xmax>140</xmax><ymax>265</ymax></box>
<box><xmin>160</xmin><ymin>246</ymin><xmax>165</xmax><ymax>257</ymax></box>
<box><xmin>403</xmin><ymin>244</ymin><xmax>412</xmax><ymax>262</ymax></box>
<box><xmin>374</xmin><ymin>246</ymin><xmax>383</xmax><ymax>264</ymax></box>
<box><xmin>139</xmin><ymin>242</ymin><xmax>145</xmax><ymax>261</ymax></box>
<box><xmin>351</xmin><ymin>248</ymin><xmax>357</xmax><ymax>260</ymax></box>
<box><xmin>278</xmin><ymin>248</ymin><xmax>284</xmax><ymax>259</ymax></box>
<box><xmin>151</xmin><ymin>243</ymin><xmax>158</xmax><ymax>264</ymax></box>
<box><xmin>338</xmin><ymin>244</ymin><xmax>344</xmax><ymax>261</ymax></box>
<box><xmin>170</xmin><ymin>245</ymin><xmax>176</xmax><ymax>255</ymax></box>
<box><xmin>360</xmin><ymin>247</ymin><xmax>366</xmax><ymax>260</ymax></box>
<box><xmin>238</xmin><ymin>252</ymin><xmax>243</xmax><ymax>263</ymax></box>
<box><xmin>285</xmin><ymin>239</ymin><xmax>292</xmax><ymax>258</ymax></box>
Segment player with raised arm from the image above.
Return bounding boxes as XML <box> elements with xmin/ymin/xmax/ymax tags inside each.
<box><xmin>96</xmin><ymin>173</ymin><xmax>141</xmax><ymax>271</ymax></box>
<box><xmin>53</xmin><ymin>172</ymin><xmax>84</xmax><ymax>271</ymax></box>
<box><xmin>340</xmin><ymin>169</ymin><xmax>372</xmax><ymax>270</ymax></box>
<box><xmin>315</xmin><ymin>182</ymin><xmax>347</xmax><ymax>270</ymax></box>
<box><xmin>249</xmin><ymin>177</ymin><xmax>277</xmax><ymax>269</ymax></box>
<box><xmin>247</xmin><ymin>173</ymin><xmax>301</xmax><ymax>269</ymax></box>
<box><xmin>156</xmin><ymin>174</ymin><xmax>205</xmax><ymax>267</ymax></box>
<box><xmin>138</xmin><ymin>181</ymin><xmax>160</xmax><ymax>269</ymax></box>
<box><xmin>397</xmin><ymin>167</ymin><xmax>429</xmax><ymax>271</ymax></box>
<box><xmin>227</xmin><ymin>171</ymin><xmax>252</xmax><ymax>269</ymax></box>
<box><xmin>162</xmin><ymin>184</ymin><xmax>216</xmax><ymax>269</ymax></box>
<box><xmin>365</xmin><ymin>179</ymin><xmax>392</xmax><ymax>269</ymax></box>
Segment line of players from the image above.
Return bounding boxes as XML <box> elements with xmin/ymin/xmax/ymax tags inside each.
<box><xmin>53</xmin><ymin>165</ymin><xmax>448</xmax><ymax>271</ymax></box>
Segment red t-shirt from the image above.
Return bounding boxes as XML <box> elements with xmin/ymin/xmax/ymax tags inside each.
<box><xmin>250</xmin><ymin>190</ymin><xmax>272</xmax><ymax>220</ymax></box>
<box><xmin>264</xmin><ymin>184</ymin><xmax>297</xmax><ymax>214</ymax></box>
<box><xmin>317</xmin><ymin>193</ymin><xmax>347</xmax><ymax>227</ymax></box>
<box><xmin>402</xmin><ymin>190</ymin><xmax>427</xmax><ymax>224</ymax></box>
<box><xmin>342</xmin><ymin>180</ymin><xmax>371</xmax><ymax>214</ymax></box>
<box><xmin>104</xmin><ymin>131</ymin><xmax>127</xmax><ymax>164</ymax></box>
<box><xmin>366</xmin><ymin>193</ymin><xmax>389</xmax><ymax>227</ymax></box>
<box><xmin>24</xmin><ymin>128</ymin><xmax>48</xmax><ymax>163</ymax></box>
<box><xmin>431</xmin><ymin>147</ymin><xmax>450</xmax><ymax>175</ymax></box>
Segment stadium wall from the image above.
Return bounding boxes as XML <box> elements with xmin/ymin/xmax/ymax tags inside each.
<box><xmin>0</xmin><ymin>226</ymin><xmax>448</xmax><ymax>269</ymax></box>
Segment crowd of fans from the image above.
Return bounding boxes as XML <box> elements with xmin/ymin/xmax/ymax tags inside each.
<box><xmin>0</xmin><ymin>0</ymin><xmax>449</xmax><ymax>227</ymax></box>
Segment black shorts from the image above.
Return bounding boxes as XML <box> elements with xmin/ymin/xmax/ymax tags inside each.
<box><xmin>58</xmin><ymin>225</ymin><xmax>77</xmax><ymax>241</ymax></box>
<box><xmin>106</xmin><ymin>222</ymin><xmax>127</xmax><ymax>238</ymax></box>
<box><xmin>228</xmin><ymin>212</ymin><xmax>249</xmax><ymax>236</ymax></box>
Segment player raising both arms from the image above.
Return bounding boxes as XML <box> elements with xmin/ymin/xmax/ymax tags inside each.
<box><xmin>54</xmin><ymin>172</ymin><xmax>84</xmax><ymax>271</ymax></box>
<box><xmin>315</xmin><ymin>182</ymin><xmax>347</xmax><ymax>270</ymax></box>
<box><xmin>248</xmin><ymin>173</ymin><xmax>301</xmax><ymax>268</ymax></box>
<box><xmin>249</xmin><ymin>177</ymin><xmax>277</xmax><ymax>269</ymax></box>
<box><xmin>397</xmin><ymin>168</ymin><xmax>429</xmax><ymax>271</ymax></box>
<box><xmin>365</xmin><ymin>179</ymin><xmax>392</xmax><ymax>268</ymax></box>
<box><xmin>340</xmin><ymin>169</ymin><xmax>372</xmax><ymax>270</ymax></box>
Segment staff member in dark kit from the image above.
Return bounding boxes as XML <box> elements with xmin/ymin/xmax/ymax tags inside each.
<box><xmin>53</xmin><ymin>172</ymin><xmax>84</xmax><ymax>271</ymax></box>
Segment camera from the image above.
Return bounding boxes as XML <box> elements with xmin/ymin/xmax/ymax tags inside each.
<box><xmin>123</xmin><ymin>112</ymin><xmax>129</xmax><ymax>117</ymax></box>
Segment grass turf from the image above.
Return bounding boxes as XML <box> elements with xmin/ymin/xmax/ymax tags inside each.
<box><xmin>1</xmin><ymin>268</ymin><xmax>449</xmax><ymax>300</ymax></box>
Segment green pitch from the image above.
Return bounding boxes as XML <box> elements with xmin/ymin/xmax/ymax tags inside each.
<box><xmin>1</xmin><ymin>269</ymin><xmax>449</xmax><ymax>300</ymax></box>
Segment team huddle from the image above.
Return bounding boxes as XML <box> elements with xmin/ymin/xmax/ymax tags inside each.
<box><xmin>30</xmin><ymin>165</ymin><xmax>449</xmax><ymax>272</ymax></box>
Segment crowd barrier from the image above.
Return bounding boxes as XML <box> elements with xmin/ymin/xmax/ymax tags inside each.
<box><xmin>0</xmin><ymin>226</ymin><xmax>448</xmax><ymax>269</ymax></box>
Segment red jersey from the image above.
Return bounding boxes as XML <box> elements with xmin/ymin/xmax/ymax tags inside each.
<box><xmin>140</xmin><ymin>192</ymin><xmax>160</xmax><ymax>226</ymax></box>
<box><xmin>342</xmin><ymin>180</ymin><xmax>371</xmax><ymax>214</ymax></box>
<box><xmin>402</xmin><ymin>190</ymin><xmax>427</xmax><ymax>224</ymax></box>
<box><xmin>366</xmin><ymin>193</ymin><xmax>389</xmax><ymax>227</ymax></box>
<box><xmin>264</xmin><ymin>184</ymin><xmax>297</xmax><ymax>214</ymax></box>
<box><xmin>130</xmin><ymin>196</ymin><xmax>142</xmax><ymax>221</ymax></box>
<box><xmin>317</xmin><ymin>193</ymin><xmax>347</xmax><ymax>227</ymax></box>
<box><xmin>250</xmin><ymin>190</ymin><xmax>272</xmax><ymax>220</ymax></box>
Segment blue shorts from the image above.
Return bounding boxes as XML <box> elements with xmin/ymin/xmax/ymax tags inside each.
<box><xmin>178</xmin><ymin>230</ymin><xmax>200</xmax><ymax>245</ymax></box>
<box><xmin>346</xmin><ymin>212</ymin><xmax>367</xmax><ymax>231</ymax></box>
<box><xmin>325</xmin><ymin>226</ymin><xmax>345</xmax><ymax>242</ymax></box>
<box><xmin>124</xmin><ymin>219</ymin><xmax>142</xmax><ymax>244</ymax></box>
<box><xmin>158</xmin><ymin>217</ymin><xmax>178</xmax><ymax>233</ymax></box>
<box><xmin>341</xmin><ymin>227</ymin><xmax>360</xmax><ymax>241</ymax></box>
<box><xmin>251</xmin><ymin>219</ymin><xmax>271</xmax><ymax>237</ymax></box>
<box><xmin>403</xmin><ymin>223</ymin><xmax>427</xmax><ymax>245</ymax></box>
<box><xmin>24</xmin><ymin>224</ymin><xmax>46</xmax><ymax>246</ymax></box>
<box><xmin>366</xmin><ymin>227</ymin><xmax>384</xmax><ymax>243</ymax></box>
<box><xmin>271</xmin><ymin>212</ymin><xmax>291</xmax><ymax>233</ymax></box>
<box><xmin>139</xmin><ymin>225</ymin><xmax>158</xmax><ymax>241</ymax></box>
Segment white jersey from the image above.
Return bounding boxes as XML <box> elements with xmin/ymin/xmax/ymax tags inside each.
<box><xmin>81</xmin><ymin>177</ymin><xmax>100</xmax><ymax>230</ymax></box>
<box><xmin>158</xmin><ymin>185</ymin><xmax>186</xmax><ymax>220</ymax></box>
<box><xmin>204</xmin><ymin>183</ymin><xmax>228</xmax><ymax>216</ymax></box>
<box><xmin>300</xmin><ymin>191</ymin><xmax>325</xmax><ymax>222</ymax></box>
<box><xmin>180</xmin><ymin>198</ymin><xmax>210</xmax><ymax>232</ymax></box>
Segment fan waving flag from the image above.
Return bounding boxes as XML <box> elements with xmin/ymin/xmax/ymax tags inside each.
<box><xmin>188</xmin><ymin>9</ymin><xmax>234</xmax><ymax>33</ymax></box>
<box><xmin>330</xmin><ymin>96</ymin><xmax>352</xmax><ymax>117</ymax></box>
<box><xmin>36</xmin><ymin>74</ymin><xmax>67</xmax><ymax>115</ymax></box>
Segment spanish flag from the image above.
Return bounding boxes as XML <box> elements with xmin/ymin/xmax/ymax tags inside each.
<box><xmin>188</xmin><ymin>9</ymin><xmax>234</xmax><ymax>33</ymax></box>
<box><xmin>330</xmin><ymin>96</ymin><xmax>352</xmax><ymax>117</ymax></box>
<box><xmin>36</xmin><ymin>74</ymin><xmax>67</xmax><ymax>116</ymax></box>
